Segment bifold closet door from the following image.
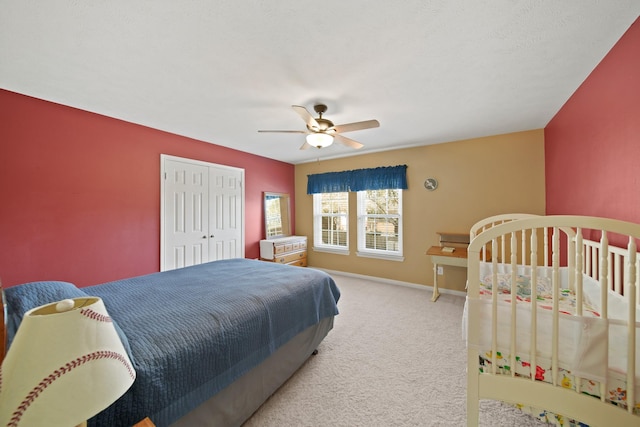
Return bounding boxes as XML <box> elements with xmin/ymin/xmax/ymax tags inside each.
<box><xmin>208</xmin><ymin>166</ymin><xmax>243</xmax><ymax>261</ymax></box>
<box><xmin>162</xmin><ymin>155</ymin><xmax>245</xmax><ymax>271</ymax></box>
<box><xmin>163</xmin><ymin>159</ymin><xmax>210</xmax><ymax>270</ymax></box>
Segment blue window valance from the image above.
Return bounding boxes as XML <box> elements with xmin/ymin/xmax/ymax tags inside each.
<box><xmin>307</xmin><ymin>165</ymin><xmax>408</xmax><ymax>194</ymax></box>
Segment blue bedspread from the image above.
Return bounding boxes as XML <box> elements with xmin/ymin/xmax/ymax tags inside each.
<box><xmin>82</xmin><ymin>259</ymin><xmax>340</xmax><ymax>426</ymax></box>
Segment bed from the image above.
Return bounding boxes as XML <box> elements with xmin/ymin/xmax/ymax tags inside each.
<box><xmin>465</xmin><ymin>214</ymin><xmax>639</xmax><ymax>426</ymax></box>
<box><xmin>1</xmin><ymin>258</ymin><xmax>340</xmax><ymax>427</ymax></box>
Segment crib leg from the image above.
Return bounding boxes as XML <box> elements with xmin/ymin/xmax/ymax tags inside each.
<box><xmin>467</xmin><ymin>352</ymin><xmax>479</xmax><ymax>426</ymax></box>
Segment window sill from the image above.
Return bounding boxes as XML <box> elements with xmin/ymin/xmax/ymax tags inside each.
<box><xmin>313</xmin><ymin>246</ymin><xmax>350</xmax><ymax>256</ymax></box>
<box><xmin>356</xmin><ymin>251</ymin><xmax>404</xmax><ymax>262</ymax></box>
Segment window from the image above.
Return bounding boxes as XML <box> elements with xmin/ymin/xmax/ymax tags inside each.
<box><xmin>357</xmin><ymin>189</ymin><xmax>403</xmax><ymax>259</ymax></box>
<box><xmin>313</xmin><ymin>192</ymin><xmax>349</xmax><ymax>252</ymax></box>
<box><xmin>308</xmin><ymin>165</ymin><xmax>407</xmax><ymax>259</ymax></box>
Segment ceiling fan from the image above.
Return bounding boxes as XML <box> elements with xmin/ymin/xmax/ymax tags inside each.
<box><xmin>258</xmin><ymin>104</ymin><xmax>380</xmax><ymax>150</ymax></box>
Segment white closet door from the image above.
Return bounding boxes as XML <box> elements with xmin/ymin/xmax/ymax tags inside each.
<box><xmin>163</xmin><ymin>159</ymin><xmax>210</xmax><ymax>270</ymax></box>
<box><xmin>161</xmin><ymin>155</ymin><xmax>245</xmax><ymax>271</ymax></box>
<box><xmin>208</xmin><ymin>166</ymin><xmax>243</xmax><ymax>260</ymax></box>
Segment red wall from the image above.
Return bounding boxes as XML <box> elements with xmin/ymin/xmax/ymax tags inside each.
<box><xmin>0</xmin><ymin>90</ymin><xmax>295</xmax><ymax>287</ymax></box>
<box><xmin>545</xmin><ymin>18</ymin><xmax>640</xmax><ymax>227</ymax></box>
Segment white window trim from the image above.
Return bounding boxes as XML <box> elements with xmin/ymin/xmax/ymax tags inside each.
<box><xmin>313</xmin><ymin>246</ymin><xmax>350</xmax><ymax>256</ymax></box>
<box><xmin>356</xmin><ymin>250</ymin><xmax>404</xmax><ymax>261</ymax></box>
<box><xmin>356</xmin><ymin>190</ymin><xmax>403</xmax><ymax>259</ymax></box>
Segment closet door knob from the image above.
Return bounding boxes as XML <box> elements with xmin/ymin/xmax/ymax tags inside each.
<box><xmin>202</xmin><ymin>235</ymin><xmax>207</xmax><ymax>239</ymax></box>
<box><xmin>210</xmin><ymin>235</ymin><xmax>214</xmax><ymax>238</ymax></box>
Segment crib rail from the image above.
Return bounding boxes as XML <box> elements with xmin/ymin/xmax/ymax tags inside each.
<box><xmin>466</xmin><ymin>215</ymin><xmax>640</xmax><ymax>427</ymax></box>
<box><xmin>470</xmin><ymin>213</ymin><xmax>542</xmax><ymax>264</ymax></box>
<box><xmin>582</xmin><ymin>238</ymin><xmax>640</xmax><ymax>306</ymax></box>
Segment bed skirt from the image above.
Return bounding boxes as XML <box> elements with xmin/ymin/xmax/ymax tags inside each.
<box><xmin>171</xmin><ymin>316</ymin><xmax>334</xmax><ymax>427</ymax></box>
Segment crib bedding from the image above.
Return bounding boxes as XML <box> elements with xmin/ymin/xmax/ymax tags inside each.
<box><xmin>465</xmin><ymin>261</ymin><xmax>640</xmax><ymax>425</ymax></box>
<box><xmin>5</xmin><ymin>258</ymin><xmax>340</xmax><ymax>427</ymax></box>
<box><xmin>479</xmin><ymin>353</ymin><xmax>635</xmax><ymax>426</ymax></box>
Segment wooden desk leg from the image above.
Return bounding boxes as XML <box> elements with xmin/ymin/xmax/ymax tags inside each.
<box><xmin>432</xmin><ymin>262</ymin><xmax>440</xmax><ymax>302</ymax></box>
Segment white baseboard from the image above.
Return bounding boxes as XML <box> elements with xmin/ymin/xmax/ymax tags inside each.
<box><xmin>311</xmin><ymin>266</ymin><xmax>466</xmax><ymax>298</ymax></box>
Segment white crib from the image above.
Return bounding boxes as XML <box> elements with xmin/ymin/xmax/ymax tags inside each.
<box><xmin>466</xmin><ymin>214</ymin><xmax>639</xmax><ymax>426</ymax></box>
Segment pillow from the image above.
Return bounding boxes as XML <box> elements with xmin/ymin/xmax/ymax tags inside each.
<box><xmin>5</xmin><ymin>281</ymin><xmax>89</xmax><ymax>343</ymax></box>
<box><xmin>4</xmin><ymin>281</ymin><xmax>134</xmax><ymax>365</ymax></box>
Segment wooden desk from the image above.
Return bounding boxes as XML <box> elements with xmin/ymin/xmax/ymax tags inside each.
<box><xmin>426</xmin><ymin>245</ymin><xmax>468</xmax><ymax>302</ymax></box>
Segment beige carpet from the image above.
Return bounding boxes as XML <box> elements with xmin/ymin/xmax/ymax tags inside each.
<box><xmin>243</xmin><ymin>273</ymin><xmax>547</xmax><ymax>426</ymax></box>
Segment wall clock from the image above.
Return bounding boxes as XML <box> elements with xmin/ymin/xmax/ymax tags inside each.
<box><xmin>424</xmin><ymin>178</ymin><xmax>438</xmax><ymax>191</ymax></box>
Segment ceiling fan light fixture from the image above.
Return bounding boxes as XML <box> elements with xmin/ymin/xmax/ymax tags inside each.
<box><xmin>306</xmin><ymin>132</ymin><xmax>334</xmax><ymax>148</ymax></box>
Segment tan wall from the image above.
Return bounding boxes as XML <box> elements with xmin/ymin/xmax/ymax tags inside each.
<box><xmin>294</xmin><ymin>129</ymin><xmax>545</xmax><ymax>291</ymax></box>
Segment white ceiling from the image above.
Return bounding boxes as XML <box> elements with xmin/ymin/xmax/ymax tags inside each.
<box><xmin>1</xmin><ymin>2</ymin><xmax>638</xmax><ymax>164</ymax></box>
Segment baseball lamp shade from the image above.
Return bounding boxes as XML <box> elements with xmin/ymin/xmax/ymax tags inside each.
<box><xmin>0</xmin><ymin>297</ymin><xmax>136</xmax><ymax>427</ymax></box>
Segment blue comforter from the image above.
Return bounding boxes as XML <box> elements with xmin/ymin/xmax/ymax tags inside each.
<box><xmin>90</xmin><ymin>259</ymin><xmax>340</xmax><ymax>426</ymax></box>
<box><xmin>4</xmin><ymin>259</ymin><xmax>340</xmax><ymax>427</ymax></box>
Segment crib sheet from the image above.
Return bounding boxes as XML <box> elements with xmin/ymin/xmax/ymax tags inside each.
<box><xmin>478</xmin><ymin>268</ymin><xmax>601</xmax><ymax>315</ymax></box>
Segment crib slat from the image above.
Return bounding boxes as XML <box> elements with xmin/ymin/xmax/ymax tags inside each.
<box><xmin>600</xmin><ymin>234</ymin><xmax>609</xmax><ymax>319</ymax></box>
<box><xmin>480</xmin><ymin>225</ymin><xmax>489</xmax><ymax>261</ymax></box>
<box><xmin>573</xmin><ymin>231</ymin><xmax>585</xmax><ymax>395</ymax></box>
<box><xmin>491</xmin><ymin>238</ymin><xmax>498</xmax><ymax>375</ymax></box>
<box><xmin>576</xmin><ymin>232</ymin><xmax>583</xmax><ymax>316</ymax></box>
<box><xmin>599</xmin><ymin>232</ymin><xmax>609</xmax><ymax>402</ymax></box>
<box><xmin>584</xmin><ymin>238</ymin><xmax>592</xmax><ymax>281</ymax></box>
<box><xmin>611</xmin><ymin>253</ymin><xmax>616</xmax><ymax>295</ymax></box>
<box><xmin>530</xmin><ymin>229</ymin><xmax>538</xmax><ymax>383</ymax></box>
<box><xmin>567</xmin><ymin>232</ymin><xmax>575</xmax><ymax>291</ymax></box>
<box><xmin>510</xmin><ymin>231</ymin><xmax>517</xmax><ymax>377</ymax></box>
<box><xmin>521</xmin><ymin>229</ymin><xmax>526</xmax><ymax>266</ymax></box>
<box><xmin>626</xmin><ymin>238</ymin><xmax>636</xmax><ymax>414</ymax></box>
<box><xmin>552</xmin><ymin>227</ymin><xmax>560</xmax><ymax>386</ymax></box>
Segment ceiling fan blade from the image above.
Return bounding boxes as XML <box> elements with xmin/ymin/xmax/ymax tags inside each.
<box><xmin>299</xmin><ymin>141</ymin><xmax>314</xmax><ymax>150</ymax></box>
<box><xmin>335</xmin><ymin>134</ymin><xmax>364</xmax><ymax>149</ymax></box>
<box><xmin>292</xmin><ymin>105</ymin><xmax>321</xmax><ymax>131</ymax></box>
<box><xmin>257</xmin><ymin>130</ymin><xmax>307</xmax><ymax>134</ymax></box>
<box><xmin>333</xmin><ymin>119</ymin><xmax>380</xmax><ymax>134</ymax></box>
